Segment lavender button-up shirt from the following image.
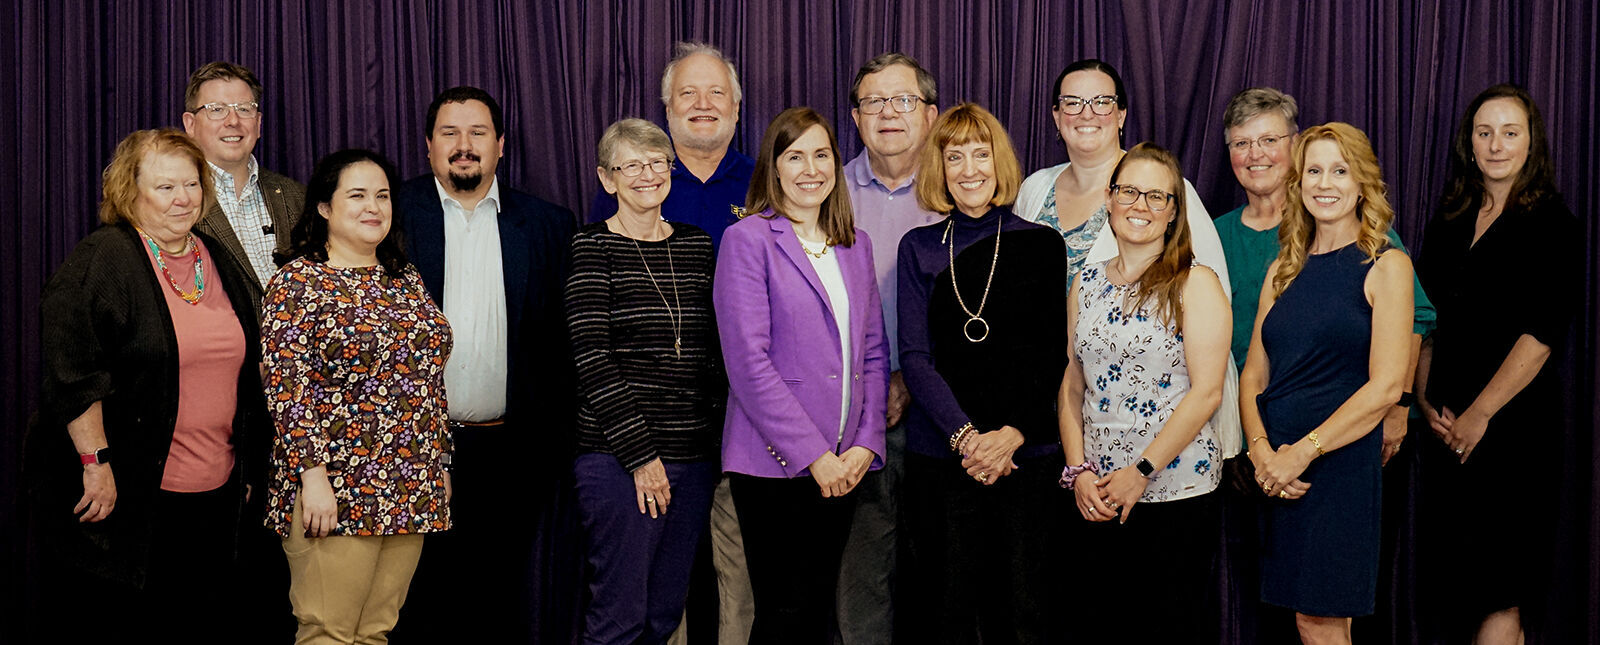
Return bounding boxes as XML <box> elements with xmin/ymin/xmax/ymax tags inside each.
<box><xmin>844</xmin><ymin>150</ymin><xmax>944</xmax><ymax>372</ymax></box>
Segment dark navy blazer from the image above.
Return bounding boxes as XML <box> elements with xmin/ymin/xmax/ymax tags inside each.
<box><xmin>396</xmin><ymin>174</ymin><xmax>578</xmax><ymax>435</ymax></box>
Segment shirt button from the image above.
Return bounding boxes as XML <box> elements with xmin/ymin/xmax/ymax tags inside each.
<box><xmin>887</xmin><ymin>195</ymin><xmax>894</xmax><ymax>201</ymax></box>
<box><xmin>829</xmin><ymin>374</ymin><xmax>838</xmax><ymax>379</ymax></box>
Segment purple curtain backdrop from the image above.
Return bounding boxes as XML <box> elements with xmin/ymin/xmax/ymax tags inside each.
<box><xmin>2</xmin><ymin>1</ymin><xmax>1596</xmax><ymax>643</ymax></box>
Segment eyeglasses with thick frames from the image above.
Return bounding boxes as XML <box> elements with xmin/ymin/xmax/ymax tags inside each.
<box><xmin>189</xmin><ymin>101</ymin><xmax>261</xmax><ymax>121</ymax></box>
<box><xmin>1056</xmin><ymin>95</ymin><xmax>1118</xmax><ymax>116</ymax></box>
<box><xmin>611</xmin><ymin>159</ymin><xmax>674</xmax><ymax>177</ymax></box>
<box><xmin>857</xmin><ymin>95</ymin><xmax>925</xmax><ymax>115</ymax></box>
<box><xmin>1110</xmin><ymin>184</ymin><xmax>1176</xmax><ymax>212</ymax></box>
<box><xmin>1227</xmin><ymin>133</ymin><xmax>1292</xmax><ymax>154</ymax></box>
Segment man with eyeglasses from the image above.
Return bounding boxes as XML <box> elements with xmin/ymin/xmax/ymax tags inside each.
<box><xmin>395</xmin><ymin>85</ymin><xmax>577</xmax><ymax>643</ymax></box>
<box><xmin>588</xmin><ymin>41</ymin><xmax>754</xmax><ymax>255</ymax></box>
<box><xmin>177</xmin><ymin>60</ymin><xmax>305</xmax><ymax>643</ymax></box>
<box><xmin>838</xmin><ymin>51</ymin><xmax>942</xmax><ymax>645</ymax></box>
<box><xmin>182</xmin><ymin>61</ymin><xmax>305</xmax><ymax>315</ymax></box>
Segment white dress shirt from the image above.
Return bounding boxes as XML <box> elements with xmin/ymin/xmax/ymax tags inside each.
<box><xmin>436</xmin><ymin>177</ymin><xmax>509</xmax><ymax>422</ymax></box>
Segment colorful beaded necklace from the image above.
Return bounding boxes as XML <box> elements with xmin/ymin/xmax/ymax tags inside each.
<box><xmin>137</xmin><ymin>228</ymin><xmax>205</xmax><ymax>304</ymax></box>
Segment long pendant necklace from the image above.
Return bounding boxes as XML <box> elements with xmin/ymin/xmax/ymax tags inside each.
<box><xmin>137</xmin><ymin>228</ymin><xmax>205</xmax><ymax>304</ymax></box>
<box><xmin>616</xmin><ymin>216</ymin><xmax>685</xmax><ymax>359</ymax></box>
<box><xmin>943</xmin><ymin>214</ymin><xmax>1002</xmax><ymax>343</ymax></box>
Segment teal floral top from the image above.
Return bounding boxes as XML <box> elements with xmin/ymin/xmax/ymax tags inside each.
<box><xmin>1033</xmin><ymin>185</ymin><xmax>1109</xmax><ymax>280</ymax></box>
<box><xmin>261</xmin><ymin>258</ymin><xmax>454</xmax><ymax>537</ymax></box>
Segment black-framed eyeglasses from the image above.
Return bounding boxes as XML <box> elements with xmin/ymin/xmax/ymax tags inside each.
<box><xmin>1056</xmin><ymin>94</ymin><xmax>1118</xmax><ymax>116</ymax></box>
<box><xmin>1227</xmin><ymin>133</ymin><xmax>1292</xmax><ymax>154</ymax></box>
<box><xmin>857</xmin><ymin>95</ymin><xmax>924</xmax><ymax>115</ymax></box>
<box><xmin>189</xmin><ymin>101</ymin><xmax>260</xmax><ymax>121</ymax></box>
<box><xmin>610</xmin><ymin>158</ymin><xmax>674</xmax><ymax>177</ymax></box>
<box><xmin>1110</xmin><ymin>184</ymin><xmax>1176</xmax><ymax>211</ymax></box>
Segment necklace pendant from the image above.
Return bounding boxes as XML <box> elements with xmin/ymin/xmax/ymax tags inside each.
<box><xmin>674</xmin><ymin>337</ymin><xmax>683</xmax><ymax>359</ymax></box>
<box><xmin>963</xmin><ymin>316</ymin><xmax>990</xmax><ymax>343</ymax></box>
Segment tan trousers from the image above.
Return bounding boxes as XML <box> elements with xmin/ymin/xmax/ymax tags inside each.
<box><xmin>283</xmin><ymin>497</ymin><xmax>426</xmax><ymax>644</ymax></box>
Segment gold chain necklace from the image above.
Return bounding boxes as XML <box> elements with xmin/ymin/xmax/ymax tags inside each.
<box><xmin>616</xmin><ymin>216</ymin><xmax>685</xmax><ymax>359</ymax></box>
<box><xmin>943</xmin><ymin>214</ymin><xmax>1002</xmax><ymax>343</ymax></box>
<box><xmin>799</xmin><ymin>237</ymin><xmax>831</xmax><ymax>259</ymax></box>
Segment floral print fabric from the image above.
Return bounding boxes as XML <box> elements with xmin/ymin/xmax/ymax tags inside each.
<box><xmin>1073</xmin><ymin>260</ymin><xmax>1221</xmax><ymax>502</ymax></box>
<box><xmin>1034</xmin><ymin>185</ymin><xmax>1110</xmax><ymax>280</ymax></box>
<box><xmin>261</xmin><ymin>258</ymin><xmax>454</xmax><ymax>537</ymax></box>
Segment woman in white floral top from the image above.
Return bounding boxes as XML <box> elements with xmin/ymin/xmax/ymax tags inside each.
<box><xmin>1058</xmin><ymin>143</ymin><xmax>1231</xmax><ymax>642</ymax></box>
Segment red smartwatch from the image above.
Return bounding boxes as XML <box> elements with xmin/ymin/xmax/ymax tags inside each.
<box><xmin>79</xmin><ymin>447</ymin><xmax>112</xmax><ymax>466</ymax></box>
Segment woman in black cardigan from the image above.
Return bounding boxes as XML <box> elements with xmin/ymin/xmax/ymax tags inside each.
<box><xmin>26</xmin><ymin>129</ymin><xmax>268</xmax><ymax>640</ymax></box>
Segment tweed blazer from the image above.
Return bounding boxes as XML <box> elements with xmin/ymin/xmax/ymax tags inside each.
<box><xmin>192</xmin><ymin>167</ymin><xmax>306</xmax><ymax>320</ymax></box>
<box><xmin>713</xmin><ymin>212</ymin><xmax>889</xmax><ymax>479</ymax></box>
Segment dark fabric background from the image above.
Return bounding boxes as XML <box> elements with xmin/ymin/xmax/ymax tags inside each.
<box><xmin>2</xmin><ymin>1</ymin><xmax>1595</xmax><ymax>642</ymax></box>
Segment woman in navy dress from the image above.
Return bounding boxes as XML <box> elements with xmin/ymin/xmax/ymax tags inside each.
<box><xmin>1238</xmin><ymin>123</ymin><xmax>1414</xmax><ymax>644</ymax></box>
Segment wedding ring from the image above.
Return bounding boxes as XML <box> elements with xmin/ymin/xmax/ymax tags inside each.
<box><xmin>646</xmin><ymin>497</ymin><xmax>656</xmax><ymax>503</ymax></box>
<box><xmin>1454</xmin><ymin>448</ymin><xmax>1464</xmax><ymax>455</ymax></box>
<box><xmin>1278</xmin><ymin>491</ymin><xmax>1289</xmax><ymax>499</ymax></box>
<box><xmin>977</xmin><ymin>472</ymin><xmax>990</xmax><ymax>482</ymax></box>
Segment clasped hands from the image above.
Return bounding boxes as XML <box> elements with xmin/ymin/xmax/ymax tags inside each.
<box><xmin>961</xmin><ymin>426</ymin><xmax>1024</xmax><ymax>486</ymax></box>
<box><xmin>1073</xmin><ymin>466</ymin><xmax>1150</xmax><ymax>524</ymax></box>
<box><xmin>1249</xmin><ymin>440</ymin><xmax>1313</xmax><ymax>501</ymax></box>
<box><xmin>1418</xmin><ymin>398</ymin><xmax>1487</xmax><ymax>464</ymax></box>
<box><xmin>810</xmin><ymin>446</ymin><xmax>876</xmax><ymax>498</ymax></box>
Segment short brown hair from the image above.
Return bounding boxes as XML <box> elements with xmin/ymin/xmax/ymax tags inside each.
<box><xmin>849</xmin><ymin>52</ymin><xmax>938</xmax><ymax>106</ymax></box>
<box><xmin>914</xmin><ymin>103</ymin><xmax>1022</xmax><ymax>214</ymax></box>
<box><xmin>744</xmin><ymin>107</ymin><xmax>856</xmax><ymax>247</ymax></box>
<box><xmin>184</xmin><ymin>61</ymin><xmax>263</xmax><ymax>111</ymax></box>
<box><xmin>100</xmin><ymin>129</ymin><xmax>214</xmax><ymax>225</ymax></box>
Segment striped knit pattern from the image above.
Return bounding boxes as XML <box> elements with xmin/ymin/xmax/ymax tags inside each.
<box><xmin>565</xmin><ymin>221</ymin><xmax>724</xmax><ymax>470</ymax></box>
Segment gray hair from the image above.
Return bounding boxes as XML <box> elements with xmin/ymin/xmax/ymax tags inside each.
<box><xmin>597</xmin><ymin>118</ymin><xmax>675</xmax><ymax>169</ymax></box>
<box><xmin>1222</xmin><ymin>87</ymin><xmax>1299</xmax><ymax>140</ymax></box>
<box><xmin>849</xmin><ymin>52</ymin><xmax>939</xmax><ymax>106</ymax></box>
<box><xmin>660</xmin><ymin>41</ymin><xmax>743</xmax><ymax>106</ymax></box>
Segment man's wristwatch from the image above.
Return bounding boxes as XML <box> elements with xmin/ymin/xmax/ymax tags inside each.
<box><xmin>1135</xmin><ymin>457</ymin><xmax>1157</xmax><ymax>478</ymax></box>
<box><xmin>79</xmin><ymin>447</ymin><xmax>112</xmax><ymax>466</ymax></box>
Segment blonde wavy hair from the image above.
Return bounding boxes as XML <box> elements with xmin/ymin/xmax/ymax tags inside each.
<box><xmin>1271</xmin><ymin>122</ymin><xmax>1393</xmax><ymax>298</ymax></box>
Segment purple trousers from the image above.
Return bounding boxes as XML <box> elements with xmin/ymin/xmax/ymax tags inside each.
<box><xmin>574</xmin><ymin>453</ymin><xmax>718</xmax><ymax>645</ymax></box>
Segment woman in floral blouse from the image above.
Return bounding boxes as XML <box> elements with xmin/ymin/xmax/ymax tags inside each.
<box><xmin>1060</xmin><ymin>143</ymin><xmax>1230</xmax><ymax>641</ymax></box>
<box><xmin>262</xmin><ymin>148</ymin><xmax>453</xmax><ymax>643</ymax></box>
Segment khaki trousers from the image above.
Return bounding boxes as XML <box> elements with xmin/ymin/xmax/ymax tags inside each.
<box><xmin>283</xmin><ymin>497</ymin><xmax>426</xmax><ymax>644</ymax></box>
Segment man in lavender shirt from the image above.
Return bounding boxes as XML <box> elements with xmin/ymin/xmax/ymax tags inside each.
<box><xmin>838</xmin><ymin>52</ymin><xmax>942</xmax><ymax>645</ymax></box>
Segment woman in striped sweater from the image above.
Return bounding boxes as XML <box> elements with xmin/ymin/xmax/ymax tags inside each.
<box><xmin>566</xmin><ymin>118</ymin><xmax>725</xmax><ymax>645</ymax></box>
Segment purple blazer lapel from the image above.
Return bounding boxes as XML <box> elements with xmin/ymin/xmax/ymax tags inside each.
<box><xmin>768</xmin><ymin>215</ymin><xmax>836</xmax><ymax>319</ymax></box>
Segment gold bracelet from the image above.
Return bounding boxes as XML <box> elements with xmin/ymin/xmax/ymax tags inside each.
<box><xmin>1307</xmin><ymin>431</ymin><xmax>1326</xmax><ymax>456</ymax></box>
<box><xmin>1250</xmin><ymin>435</ymin><xmax>1269</xmax><ymax>447</ymax></box>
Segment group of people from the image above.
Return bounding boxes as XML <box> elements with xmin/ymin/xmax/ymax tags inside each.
<box><xmin>26</xmin><ymin>42</ymin><xmax>1579</xmax><ymax>645</ymax></box>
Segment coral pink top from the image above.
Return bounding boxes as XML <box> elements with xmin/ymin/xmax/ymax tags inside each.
<box><xmin>145</xmin><ymin>237</ymin><xmax>244</xmax><ymax>492</ymax></box>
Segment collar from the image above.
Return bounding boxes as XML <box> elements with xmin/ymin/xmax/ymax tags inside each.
<box><xmin>846</xmin><ymin>149</ymin><xmax>916</xmax><ymax>192</ymax></box>
<box><xmin>433</xmin><ymin>175</ymin><xmax>502</xmax><ymax>214</ymax></box>
<box><xmin>673</xmin><ymin>143</ymin><xmax>754</xmax><ymax>185</ymax></box>
<box><xmin>206</xmin><ymin>155</ymin><xmax>259</xmax><ymax>187</ymax></box>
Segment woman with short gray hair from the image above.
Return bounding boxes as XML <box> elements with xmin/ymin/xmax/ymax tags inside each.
<box><xmin>568</xmin><ymin>118</ymin><xmax>725</xmax><ymax>644</ymax></box>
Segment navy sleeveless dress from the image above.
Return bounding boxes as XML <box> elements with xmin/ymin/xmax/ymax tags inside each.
<box><xmin>1257</xmin><ymin>243</ymin><xmax>1383</xmax><ymax>617</ymax></box>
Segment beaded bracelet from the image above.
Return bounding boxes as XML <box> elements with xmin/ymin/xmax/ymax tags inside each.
<box><xmin>948</xmin><ymin>422</ymin><xmax>976</xmax><ymax>455</ymax></box>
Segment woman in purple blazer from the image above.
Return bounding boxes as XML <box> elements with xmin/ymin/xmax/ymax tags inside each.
<box><xmin>713</xmin><ymin>106</ymin><xmax>890</xmax><ymax>644</ymax></box>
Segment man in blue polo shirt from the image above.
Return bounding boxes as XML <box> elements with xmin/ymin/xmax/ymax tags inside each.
<box><xmin>587</xmin><ymin>41</ymin><xmax>754</xmax><ymax>255</ymax></box>
<box><xmin>838</xmin><ymin>52</ymin><xmax>942</xmax><ymax>645</ymax></box>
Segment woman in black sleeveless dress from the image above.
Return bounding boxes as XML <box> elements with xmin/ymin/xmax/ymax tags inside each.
<box><xmin>1238</xmin><ymin>123</ymin><xmax>1415</xmax><ymax>644</ymax></box>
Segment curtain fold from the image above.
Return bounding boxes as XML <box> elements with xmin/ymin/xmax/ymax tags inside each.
<box><xmin>2</xmin><ymin>1</ymin><xmax>1595</xmax><ymax>642</ymax></box>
